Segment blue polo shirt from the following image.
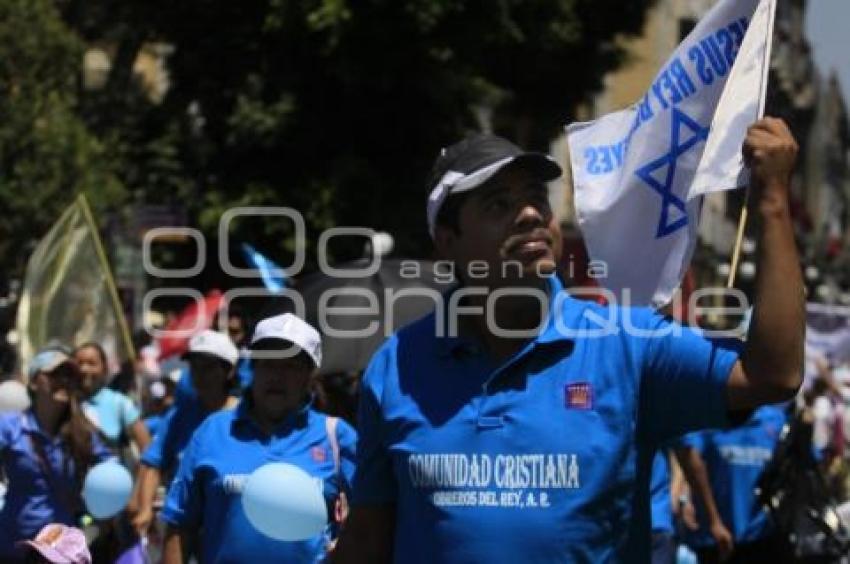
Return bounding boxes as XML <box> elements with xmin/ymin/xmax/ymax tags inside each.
<box><xmin>161</xmin><ymin>402</ymin><xmax>357</xmax><ymax>563</ymax></box>
<box><xmin>144</xmin><ymin>413</ymin><xmax>166</xmax><ymax>438</ymax></box>
<box><xmin>0</xmin><ymin>410</ymin><xmax>113</xmax><ymax>560</ymax></box>
<box><xmin>83</xmin><ymin>387</ymin><xmax>141</xmax><ymax>445</ymax></box>
<box><xmin>159</xmin><ymin>361</ymin><xmax>249</xmax><ymax>466</ymax></box>
<box><xmin>351</xmin><ymin>275</ymin><xmax>741</xmax><ymax>563</ymax></box>
<box><xmin>677</xmin><ymin>405</ymin><xmax>786</xmax><ymax>548</ymax></box>
<box><xmin>140</xmin><ymin>400</ymin><xmax>219</xmax><ymax>479</ymax></box>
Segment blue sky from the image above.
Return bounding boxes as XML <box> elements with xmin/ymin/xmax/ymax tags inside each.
<box><xmin>805</xmin><ymin>0</ymin><xmax>850</xmax><ymax>109</ymax></box>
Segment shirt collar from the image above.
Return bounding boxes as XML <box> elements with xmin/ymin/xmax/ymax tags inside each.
<box><xmin>434</xmin><ymin>275</ymin><xmax>589</xmax><ymax>357</ymax></box>
<box><xmin>434</xmin><ymin>334</ymin><xmax>480</xmax><ymax>358</ymax></box>
<box><xmin>234</xmin><ymin>394</ymin><xmax>314</xmax><ymax>434</ymax></box>
<box><xmin>21</xmin><ymin>409</ymin><xmax>53</xmax><ymax>441</ymax></box>
<box><xmin>21</xmin><ymin>409</ymin><xmax>38</xmax><ymax>433</ymax></box>
<box><xmin>538</xmin><ymin>276</ymin><xmax>590</xmax><ymax>345</ymax></box>
<box><xmin>88</xmin><ymin>387</ymin><xmax>108</xmax><ymax>405</ymax></box>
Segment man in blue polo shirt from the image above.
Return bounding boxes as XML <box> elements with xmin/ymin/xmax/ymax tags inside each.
<box><xmin>675</xmin><ymin>405</ymin><xmax>789</xmax><ymax>563</ymax></box>
<box><xmin>131</xmin><ymin>330</ymin><xmax>240</xmax><ymax>536</ymax></box>
<box><xmin>160</xmin><ymin>314</ymin><xmax>356</xmax><ymax>563</ymax></box>
<box><xmin>335</xmin><ymin>119</ymin><xmax>804</xmax><ymax>563</ymax></box>
<box><xmin>173</xmin><ymin>308</ymin><xmax>255</xmax><ymax>399</ymax></box>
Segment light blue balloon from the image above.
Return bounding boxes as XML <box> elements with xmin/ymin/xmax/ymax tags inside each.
<box><xmin>82</xmin><ymin>461</ymin><xmax>133</xmax><ymax>519</ymax></box>
<box><xmin>676</xmin><ymin>545</ymin><xmax>698</xmax><ymax>564</ymax></box>
<box><xmin>241</xmin><ymin>462</ymin><xmax>327</xmax><ymax>541</ymax></box>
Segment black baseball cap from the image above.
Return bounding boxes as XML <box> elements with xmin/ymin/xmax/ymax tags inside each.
<box><xmin>426</xmin><ymin>134</ymin><xmax>562</xmax><ymax>237</ymax></box>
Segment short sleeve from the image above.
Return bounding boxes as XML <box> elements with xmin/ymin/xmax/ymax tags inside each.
<box><xmin>119</xmin><ymin>394</ymin><xmax>141</xmax><ymax>427</ymax></box>
<box><xmin>143</xmin><ymin>415</ymin><xmax>160</xmax><ymax>437</ymax></box>
<box><xmin>637</xmin><ymin>309</ymin><xmax>742</xmax><ymax>444</ymax></box>
<box><xmin>349</xmin><ymin>345</ymin><xmax>397</xmax><ymax>506</ymax></box>
<box><xmin>335</xmin><ymin>419</ymin><xmax>358</xmax><ymax>494</ymax></box>
<box><xmin>140</xmin><ymin>408</ymin><xmax>174</xmax><ymax>468</ymax></box>
<box><xmin>159</xmin><ymin>430</ymin><xmax>203</xmax><ymax>529</ymax></box>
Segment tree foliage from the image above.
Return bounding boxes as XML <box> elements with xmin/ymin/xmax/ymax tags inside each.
<box><xmin>0</xmin><ymin>0</ymin><xmax>655</xmax><ymax>280</ymax></box>
<box><xmin>0</xmin><ymin>0</ymin><xmax>122</xmax><ymax>276</ymax></box>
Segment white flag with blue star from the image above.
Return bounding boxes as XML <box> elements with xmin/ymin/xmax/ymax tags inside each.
<box><xmin>566</xmin><ymin>0</ymin><xmax>776</xmax><ymax>306</ymax></box>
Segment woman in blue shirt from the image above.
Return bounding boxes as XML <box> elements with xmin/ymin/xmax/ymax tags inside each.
<box><xmin>0</xmin><ymin>348</ymin><xmax>112</xmax><ymax>561</ymax></box>
<box><xmin>73</xmin><ymin>343</ymin><xmax>151</xmax><ymax>456</ymax></box>
<box><xmin>161</xmin><ymin>314</ymin><xmax>357</xmax><ymax>564</ymax></box>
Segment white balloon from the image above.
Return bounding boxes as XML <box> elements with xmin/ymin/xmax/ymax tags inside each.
<box><xmin>0</xmin><ymin>381</ymin><xmax>30</xmax><ymax>413</ymax></box>
<box><xmin>370</xmin><ymin>232</ymin><xmax>395</xmax><ymax>257</ymax></box>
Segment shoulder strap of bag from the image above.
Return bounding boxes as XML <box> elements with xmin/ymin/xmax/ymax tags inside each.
<box><xmin>324</xmin><ymin>416</ymin><xmax>348</xmax><ymax>524</ymax></box>
<box><xmin>22</xmin><ymin>414</ymin><xmax>82</xmax><ymax>518</ymax></box>
<box><xmin>324</xmin><ymin>416</ymin><xmax>340</xmax><ymax>478</ymax></box>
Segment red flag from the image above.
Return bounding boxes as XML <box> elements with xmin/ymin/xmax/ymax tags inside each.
<box><xmin>157</xmin><ymin>290</ymin><xmax>225</xmax><ymax>360</ymax></box>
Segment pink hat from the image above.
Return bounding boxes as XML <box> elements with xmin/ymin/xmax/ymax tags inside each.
<box><xmin>20</xmin><ymin>524</ymin><xmax>91</xmax><ymax>564</ymax></box>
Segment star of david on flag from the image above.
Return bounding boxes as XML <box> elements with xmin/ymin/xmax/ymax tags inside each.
<box><xmin>636</xmin><ymin>109</ymin><xmax>710</xmax><ymax>239</ymax></box>
<box><xmin>566</xmin><ymin>0</ymin><xmax>776</xmax><ymax>306</ymax></box>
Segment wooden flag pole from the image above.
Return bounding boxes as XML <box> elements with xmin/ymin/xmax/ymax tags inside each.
<box><xmin>78</xmin><ymin>194</ymin><xmax>137</xmax><ymax>364</ymax></box>
<box><xmin>727</xmin><ymin>196</ymin><xmax>749</xmax><ymax>288</ymax></box>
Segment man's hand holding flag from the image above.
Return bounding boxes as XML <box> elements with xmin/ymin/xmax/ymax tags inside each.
<box><xmin>567</xmin><ymin>0</ymin><xmax>779</xmax><ymax>306</ymax></box>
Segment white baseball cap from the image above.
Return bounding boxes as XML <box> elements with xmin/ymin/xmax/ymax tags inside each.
<box><xmin>182</xmin><ymin>330</ymin><xmax>239</xmax><ymax>366</ymax></box>
<box><xmin>250</xmin><ymin>313</ymin><xmax>322</xmax><ymax>369</ymax></box>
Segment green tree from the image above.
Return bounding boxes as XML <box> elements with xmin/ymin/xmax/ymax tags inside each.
<box><xmin>0</xmin><ymin>0</ymin><xmax>124</xmax><ymax>277</ymax></box>
<box><xmin>2</xmin><ymin>0</ymin><xmax>656</xmax><ymax>281</ymax></box>
<box><xmin>125</xmin><ymin>0</ymin><xmax>653</xmax><ymax>265</ymax></box>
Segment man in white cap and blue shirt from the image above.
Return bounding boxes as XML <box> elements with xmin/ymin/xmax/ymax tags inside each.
<box><xmin>336</xmin><ymin>122</ymin><xmax>804</xmax><ymax>563</ymax></box>
<box><xmin>132</xmin><ymin>329</ymin><xmax>240</xmax><ymax>536</ymax></box>
<box><xmin>161</xmin><ymin>313</ymin><xmax>357</xmax><ymax>564</ymax></box>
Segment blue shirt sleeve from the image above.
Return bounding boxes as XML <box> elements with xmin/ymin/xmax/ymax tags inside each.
<box><xmin>335</xmin><ymin>419</ymin><xmax>358</xmax><ymax>494</ymax></box>
<box><xmin>636</xmin><ymin>309</ymin><xmax>742</xmax><ymax>445</ymax></box>
<box><xmin>143</xmin><ymin>415</ymin><xmax>161</xmax><ymax>437</ymax></box>
<box><xmin>350</xmin><ymin>343</ymin><xmax>398</xmax><ymax>506</ymax></box>
<box><xmin>140</xmin><ymin>408</ymin><xmax>175</xmax><ymax>468</ymax></box>
<box><xmin>0</xmin><ymin>414</ymin><xmax>14</xmax><ymax>453</ymax></box>
<box><xmin>159</xmin><ymin>426</ymin><xmax>204</xmax><ymax>528</ymax></box>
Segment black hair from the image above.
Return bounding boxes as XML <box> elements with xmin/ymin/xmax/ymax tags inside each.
<box><xmin>434</xmin><ymin>191</ymin><xmax>472</xmax><ymax>236</ymax></box>
<box><xmin>228</xmin><ymin>304</ymin><xmax>247</xmax><ymax>321</ymax></box>
<box><xmin>132</xmin><ymin>329</ymin><xmax>153</xmax><ymax>351</ymax></box>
